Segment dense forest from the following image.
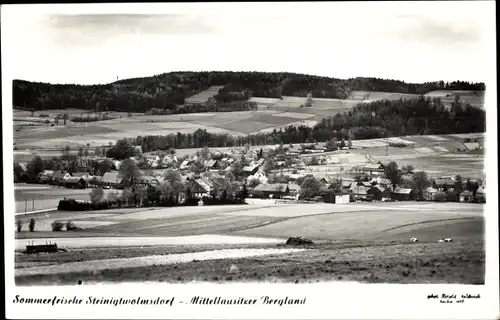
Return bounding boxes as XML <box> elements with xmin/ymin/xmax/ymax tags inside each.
<box><xmin>13</xmin><ymin>71</ymin><xmax>485</xmax><ymax>113</ymax></box>
<box><xmin>125</xmin><ymin>97</ymin><xmax>486</xmax><ymax>152</ymax></box>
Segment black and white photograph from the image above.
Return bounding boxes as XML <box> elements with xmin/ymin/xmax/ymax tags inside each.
<box><xmin>3</xmin><ymin>2</ymin><xmax>498</xmax><ymax>319</ymax></box>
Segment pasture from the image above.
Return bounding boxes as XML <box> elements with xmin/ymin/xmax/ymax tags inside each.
<box><xmin>14</xmin><ymin>201</ymin><xmax>484</xmax><ymax>284</ymax></box>
<box><xmin>184</xmin><ymin>86</ymin><xmax>224</xmax><ymax>104</ymax></box>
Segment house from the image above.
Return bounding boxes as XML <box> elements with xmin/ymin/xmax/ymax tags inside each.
<box><xmin>247</xmin><ymin>170</ymin><xmax>269</xmax><ymax>184</ymax></box>
<box><xmin>88</xmin><ymin>176</ymin><xmax>102</xmax><ymax>187</ymax></box>
<box><xmin>367</xmin><ymin>185</ymin><xmax>391</xmax><ymax>201</ymax></box>
<box><xmin>476</xmin><ymin>186</ymin><xmax>486</xmax><ymax>202</ymax></box>
<box><xmin>286</xmin><ymin>183</ymin><xmax>302</xmax><ymax>200</ymax></box>
<box><xmin>42</xmin><ymin>171</ymin><xmax>59</xmax><ymax>182</ymax></box>
<box><xmin>72</xmin><ymin>172</ymin><xmax>91</xmax><ymax>181</ymax></box>
<box><xmin>423</xmin><ymin>187</ymin><xmax>438</xmax><ymax>201</ymax></box>
<box><xmin>393</xmin><ymin>187</ymin><xmax>416</xmax><ymax>201</ymax></box>
<box><xmin>180</xmin><ymin>159</ymin><xmax>195</xmax><ymax>170</ymax></box>
<box><xmin>51</xmin><ymin>171</ymin><xmax>72</xmax><ymax>185</ymax></box>
<box><xmin>205</xmin><ymin>159</ymin><xmax>220</xmax><ymax>170</ymax></box>
<box><xmin>188</xmin><ymin>179</ymin><xmax>211</xmax><ymax>198</ymax></box>
<box><xmin>139</xmin><ymin>176</ymin><xmax>163</xmax><ymax>187</ymax></box>
<box><xmin>357</xmin><ymin>181</ymin><xmax>373</xmax><ymax>188</ymax></box>
<box><xmin>362</xmin><ymin>163</ymin><xmax>385</xmax><ymax>175</ymax></box>
<box><xmin>251</xmin><ymin>183</ymin><xmax>290</xmax><ymax>199</ymax></box>
<box><xmin>243</xmin><ymin>164</ymin><xmax>259</xmax><ymax>175</ymax></box>
<box><xmin>341</xmin><ymin>180</ymin><xmax>353</xmax><ymax>189</ymax></box>
<box><xmin>63</xmin><ymin>177</ymin><xmax>87</xmax><ymax>189</ymax></box>
<box><xmin>101</xmin><ymin>171</ymin><xmax>124</xmax><ymax>189</ymax></box>
<box><xmin>434</xmin><ymin>178</ymin><xmax>455</xmax><ymax>191</ymax></box>
<box><xmin>459</xmin><ymin>190</ymin><xmax>474</xmax><ymax>202</ymax></box>
<box><xmin>350</xmin><ymin>186</ymin><xmax>370</xmax><ymax>200</ymax></box>
<box><xmin>463</xmin><ymin>142</ymin><xmax>481</xmax><ymax>151</ymax></box>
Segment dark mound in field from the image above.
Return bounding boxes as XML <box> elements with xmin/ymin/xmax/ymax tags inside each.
<box><xmin>286</xmin><ymin>237</ymin><xmax>314</xmax><ymax>245</ymax></box>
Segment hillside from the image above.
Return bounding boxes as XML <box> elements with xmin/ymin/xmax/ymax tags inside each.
<box><xmin>12</xmin><ymin>72</ymin><xmax>485</xmax><ymax>114</ymax></box>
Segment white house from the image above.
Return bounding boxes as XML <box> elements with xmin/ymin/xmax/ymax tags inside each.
<box><xmin>247</xmin><ymin>170</ymin><xmax>269</xmax><ymax>184</ymax></box>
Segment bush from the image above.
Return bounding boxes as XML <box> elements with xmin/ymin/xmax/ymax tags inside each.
<box><xmin>16</xmin><ymin>220</ymin><xmax>22</xmax><ymax>232</ymax></box>
<box><xmin>51</xmin><ymin>220</ymin><xmax>64</xmax><ymax>232</ymax></box>
<box><xmin>29</xmin><ymin>218</ymin><xmax>36</xmax><ymax>232</ymax></box>
<box><xmin>202</xmin><ymin>196</ymin><xmax>246</xmax><ymax>206</ymax></box>
<box><xmin>65</xmin><ymin>221</ymin><xmax>80</xmax><ymax>231</ymax></box>
<box><xmin>389</xmin><ymin>142</ymin><xmax>409</xmax><ymax>148</ymax></box>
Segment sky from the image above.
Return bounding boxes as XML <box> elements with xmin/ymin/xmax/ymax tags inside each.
<box><xmin>1</xmin><ymin>2</ymin><xmax>495</xmax><ymax>85</ymax></box>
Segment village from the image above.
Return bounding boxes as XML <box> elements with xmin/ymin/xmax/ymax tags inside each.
<box><xmin>14</xmin><ymin>137</ymin><xmax>486</xmax><ymax>209</ymax></box>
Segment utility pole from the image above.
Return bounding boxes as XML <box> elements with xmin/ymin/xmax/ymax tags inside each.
<box><xmin>32</xmin><ymin>197</ymin><xmax>35</xmax><ymax>211</ymax></box>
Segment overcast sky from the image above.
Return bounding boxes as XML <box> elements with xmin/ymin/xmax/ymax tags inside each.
<box><xmin>1</xmin><ymin>2</ymin><xmax>495</xmax><ymax>85</ymax></box>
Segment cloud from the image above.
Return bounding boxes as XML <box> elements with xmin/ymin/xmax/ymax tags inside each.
<box><xmin>46</xmin><ymin>14</ymin><xmax>216</xmax><ymax>46</ymax></box>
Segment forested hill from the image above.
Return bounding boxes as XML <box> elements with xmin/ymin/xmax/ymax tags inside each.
<box><xmin>13</xmin><ymin>71</ymin><xmax>485</xmax><ymax>113</ymax></box>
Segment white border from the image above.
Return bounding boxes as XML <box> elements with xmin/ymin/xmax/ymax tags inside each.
<box><xmin>2</xmin><ymin>2</ymin><xmax>499</xmax><ymax>319</ymax></box>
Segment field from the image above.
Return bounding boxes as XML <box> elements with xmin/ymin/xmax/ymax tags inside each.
<box><xmin>13</xmin><ymin>201</ymin><xmax>484</xmax><ymax>284</ymax></box>
<box><xmin>185</xmin><ymin>86</ymin><xmax>225</xmax><ymax>104</ymax></box>
<box><xmin>424</xmin><ymin>90</ymin><xmax>485</xmax><ymax>109</ymax></box>
<box><xmin>14</xmin><ymin>184</ymin><xmax>122</xmax><ymax>214</ymax></box>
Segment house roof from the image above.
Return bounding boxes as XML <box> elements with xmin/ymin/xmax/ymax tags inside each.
<box><xmin>364</xmin><ymin>163</ymin><xmax>384</xmax><ymax>170</ymax></box>
<box><xmin>463</xmin><ymin>142</ymin><xmax>480</xmax><ymax>150</ymax></box>
<box><xmin>351</xmin><ymin>186</ymin><xmax>369</xmax><ymax>195</ymax></box>
<box><xmin>18</xmin><ymin>163</ymin><xmax>28</xmax><ymax>171</ymax></box>
<box><xmin>287</xmin><ymin>183</ymin><xmax>301</xmax><ymax>192</ymax></box>
<box><xmin>194</xmin><ymin>179</ymin><xmax>211</xmax><ymax>193</ymax></box>
<box><xmin>460</xmin><ymin>190</ymin><xmax>474</xmax><ymax>196</ymax></box>
<box><xmin>434</xmin><ymin>178</ymin><xmax>455</xmax><ymax>186</ymax></box>
<box><xmin>205</xmin><ymin>160</ymin><xmax>217</xmax><ymax>168</ymax></box>
<box><xmin>39</xmin><ymin>170</ymin><xmax>54</xmax><ymax>176</ymax></box>
<box><xmin>72</xmin><ymin>172</ymin><xmax>90</xmax><ymax>177</ymax></box>
<box><xmin>394</xmin><ymin>187</ymin><xmax>413</xmax><ymax>194</ymax></box>
<box><xmin>477</xmin><ymin>186</ymin><xmax>485</xmax><ymax>194</ymax></box>
<box><xmin>64</xmin><ymin>177</ymin><xmax>85</xmax><ymax>184</ymax></box>
<box><xmin>102</xmin><ymin>171</ymin><xmax>123</xmax><ymax>184</ymax></box>
<box><xmin>369</xmin><ymin>185</ymin><xmax>386</xmax><ymax>192</ymax></box>
<box><xmin>243</xmin><ymin>164</ymin><xmax>259</xmax><ymax>172</ymax></box>
<box><xmin>53</xmin><ymin>171</ymin><xmax>69</xmax><ymax>179</ymax></box>
<box><xmin>253</xmin><ymin>183</ymin><xmax>289</xmax><ymax>193</ymax></box>
<box><xmin>342</xmin><ymin>181</ymin><xmax>353</xmax><ymax>187</ymax></box>
<box><xmin>424</xmin><ymin>187</ymin><xmax>438</xmax><ymax>193</ymax></box>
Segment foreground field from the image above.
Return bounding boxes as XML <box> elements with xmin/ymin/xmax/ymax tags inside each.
<box><xmin>14</xmin><ymin>201</ymin><xmax>484</xmax><ymax>284</ymax></box>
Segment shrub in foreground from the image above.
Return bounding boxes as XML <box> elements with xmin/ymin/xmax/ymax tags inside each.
<box><xmin>29</xmin><ymin>218</ymin><xmax>36</xmax><ymax>232</ymax></box>
<box><xmin>51</xmin><ymin>220</ymin><xmax>64</xmax><ymax>232</ymax></box>
<box><xmin>65</xmin><ymin>221</ymin><xmax>80</xmax><ymax>231</ymax></box>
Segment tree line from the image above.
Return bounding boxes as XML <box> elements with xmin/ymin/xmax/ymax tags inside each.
<box><xmin>126</xmin><ymin>97</ymin><xmax>485</xmax><ymax>152</ymax></box>
<box><xmin>13</xmin><ymin>71</ymin><xmax>485</xmax><ymax>113</ymax></box>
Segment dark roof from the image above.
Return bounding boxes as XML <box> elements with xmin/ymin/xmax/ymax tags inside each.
<box><xmin>64</xmin><ymin>177</ymin><xmax>85</xmax><ymax>184</ymax></box>
<box><xmin>434</xmin><ymin>178</ymin><xmax>455</xmax><ymax>186</ymax></box>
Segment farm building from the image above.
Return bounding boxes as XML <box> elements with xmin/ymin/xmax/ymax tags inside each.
<box><xmin>246</xmin><ymin>170</ymin><xmax>268</xmax><ymax>185</ymax></box>
<box><xmin>341</xmin><ymin>180</ymin><xmax>353</xmax><ymax>189</ymax></box>
<box><xmin>52</xmin><ymin>171</ymin><xmax>71</xmax><ymax>185</ymax></box>
<box><xmin>139</xmin><ymin>176</ymin><xmax>164</xmax><ymax>187</ymax></box>
<box><xmin>393</xmin><ymin>187</ymin><xmax>416</xmax><ymax>201</ymax></box>
<box><xmin>188</xmin><ymin>179</ymin><xmax>211</xmax><ymax>198</ymax></box>
<box><xmin>321</xmin><ymin>191</ymin><xmax>350</xmax><ymax>204</ymax></box>
<box><xmin>459</xmin><ymin>190</ymin><xmax>474</xmax><ymax>202</ymax></box>
<box><xmin>72</xmin><ymin>172</ymin><xmax>91</xmax><ymax>181</ymax></box>
<box><xmin>251</xmin><ymin>183</ymin><xmax>293</xmax><ymax>199</ymax></box>
<box><xmin>351</xmin><ymin>186</ymin><xmax>370</xmax><ymax>201</ymax></box>
<box><xmin>423</xmin><ymin>187</ymin><xmax>439</xmax><ymax>201</ymax></box>
<box><xmin>362</xmin><ymin>163</ymin><xmax>385</xmax><ymax>175</ymax></box>
<box><xmin>63</xmin><ymin>177</ymin><xmax>87</xmax><ymax>189</ymax></box>
<box><xmin>476</xmin><ymin>186</ymin><xmax>486</xmax><ymax>202</ymax></box>
<box><xmin>102</xmin><ymin>171</ymin><xmax>124</xmax><ymax>189</ymax></box>
<box><xmin>243</xmin><ymin>164</ymin><xmax>259</xmax><ymax>175</ymax></box>
<box><xmin>88</xmin><ymin>176</ymin><xmax>102</xmax><ymax>187</ymax></box>
<box><xmin>434</xmin><ymin>178</ymin><xmax>455</xmax><ymax>191</ymax></box>
<box><xmin>357</xmin><ymin>181</ymin><xmax>373</xmax><ymax>188</ymax></box>
<box><xmin>367</xmin><ymin>185</ymin><xmax>391</xmax><ymax>201</ymax></box>
<box><xmin>205</xmin><ymin>159</ymin><xmax>220</xmax><ymax>170</ymax></box>
<box><xmin>463</xmin><ymin>142</ymin><xmax>482</xmax><ymax>151</ymax></box>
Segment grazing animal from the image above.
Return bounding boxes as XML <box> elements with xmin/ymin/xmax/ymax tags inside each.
<box><xmin>438</xmin><ymin>239</ymin><xmax>445</xmax><ymax>243</ymax></box>
<box><xmin>444</xmin><ymin>238</ymin><xmax>452</xmax><ymax>242</ymax></box>
<box><xmin>410</xmin><ymin>237</ymin><xmax>418</xmax><ymax>242</ymax></box>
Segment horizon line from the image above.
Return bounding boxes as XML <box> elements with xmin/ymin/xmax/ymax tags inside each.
<box><xmin>11</xmin><ymin>70</ymin><xmax>487</xmax><ymax>87</ymax></box>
